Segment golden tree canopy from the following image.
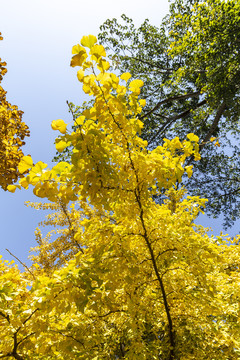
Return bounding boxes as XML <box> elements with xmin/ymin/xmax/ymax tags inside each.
<box><xmin>0</xmin><ymin>32</ymin><xmax>29</xmax><ymax>190</ymax></box>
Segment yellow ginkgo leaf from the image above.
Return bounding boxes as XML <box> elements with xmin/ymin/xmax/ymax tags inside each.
<box><xmin>72</xmin><ymin>44</ymin><xmax>87</xmax><ymax>55</ymax></box>
<box><xmin>187</xmin><ymin>133</ymin><xmax>199</xmax><ymax>142</ymax></box>
<box><xmin>129</xmin><ymin>79</ymin><xmax>144</xmax><ymax>94</ymax></box>
<box><xmin>19</xmin><ymin>177</ymin><xmax>29</xmax><ymax>189</ymax></box>
<box><xmin>139</xmin><ymin>99</ymin><xmax>146</xmax><ymax>107</ymax></box>
<box><xmin>7</xmin><ymin>184</ymin><xmax>17</xmax><ymax>193</ymax></box>
<box><xmin>120</xmin><ymin>72</ymin><xmax>132</xmax><ymax>82</ymax></box>
<box><xmin>18</xmin><ymin>155</ymin><xmax>33</xmax><ymax>174</ymax></box>
<box><xmin>51</xmin><ymin>119</ymin><xmax>67</xmax><ymax>134</ymax></box>
<box><xmin>75</xmin><ymin>116</ymin><xmax>85</xmax><ymax>126</ymax></box>
<box><xmin>55</xmin><ymin>140</ymin><xmax>68</xmax><ymax>153</ymax></box>
<box><xmin>185</xmin><ymin>165</ymin><xmax>193</xmax><ymax>178</ymax></box>
<box><xmin>31</xmin><ymin>161</ymin><xmax>48</xmax><ymax>175</ymax></box>
<box><xmin>81</xmin><ymin>35</ymin><xmax>97</xmax><ymax>49</ymax></box>
<box><xmin>90</xmin><ymin>44</ymin><xmax>106</xmax><ymax>60</ymax></box>
<box><xmin>70</xmin><ymin>53</ymin><xmax>88</xmax><ymax>68</ymax></box>
<box><xmin>97</xmin><ymin>59</ymin><xmax>110</xmax><ymax>72</ymax></box>
<box><xmin>77</xmin><ymin>69</ymin><xmax>85</xmax><ymax>82</ymax></box>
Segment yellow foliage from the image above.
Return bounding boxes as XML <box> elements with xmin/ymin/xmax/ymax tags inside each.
<box><xmin>1</xmin><ymin>35</ymin><xmax>240</xmax><ymax>359</ymax></box>
<box><xmin>0</xmin><ymin>33</ymin><xmax>30</xmax><ymax>190</ymax></box>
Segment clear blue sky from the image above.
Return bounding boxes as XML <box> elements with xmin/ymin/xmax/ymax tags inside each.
<box><xmin>0</xmin><ymin>0</ymin><xmax>238</xmax><ymax>266</ymax></box>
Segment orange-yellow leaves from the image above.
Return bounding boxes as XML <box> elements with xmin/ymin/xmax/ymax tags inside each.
<box><xmin>18</xmin><ymin>155</ymin><xmax>33</xmax><ymax>174</ymax></box>
<box><xmin>71</xmin><ymin>53</ymin><xmax>88</xmax><ymax>67</ymax></box>
<box><xmin>7</xmin><ymin>184</ymin><xmax>18</xmax><ymax>193</ymax></box>
<box><xmin>0</xmin><ymin>33</ymin><xmax>30</xmax><ymax>190</ymax></box>
<box><xmin>51</xmin><ymin>119</ymin><xmax>67</xmax><ymax>134</ymax></box>
<box><xmin>71</xmin><ymin>44</ymin><xmax>88</xmax><ymax>67</ymax></box>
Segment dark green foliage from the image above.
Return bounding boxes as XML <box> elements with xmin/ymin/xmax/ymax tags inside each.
<box><xmin>97</xmin><ymin>1</ymin><xmax>240</xmax><ymax>228</ymax></box>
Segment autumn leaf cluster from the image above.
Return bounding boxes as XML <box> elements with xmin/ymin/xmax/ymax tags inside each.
<box><xmin>0</xmin><ymin>33</ymin><xmax>30</xmax><ymax>190</ymax></box>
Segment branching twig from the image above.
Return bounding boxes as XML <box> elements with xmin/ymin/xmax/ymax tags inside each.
<box><xmin>6</xmin><ymin>249</ymin><xmax>36</xmax><ymax>280</ymax></box>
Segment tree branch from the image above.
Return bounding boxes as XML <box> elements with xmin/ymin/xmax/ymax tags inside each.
<box><xmin>134</xmin><ymin>187</ymin><xmax>175</xmax><ymax>360</ymax></box>
<box><xmin>148</xmin><ymin>99</ymin><xmax>206</xmax><ymax>145</ymax></box>
<box><xmin>140</xmin><ymin>91</ymin><xmax>201</xmax><ymax>120</ymax></box>
<box><xmin>199</xmin><ymin>102</ymin><xmax>226</xmax><ymax>150</ymax></box>
<box><xmin>5</xmin><ymin>248</ymin><xmax>36</xmax><ymax>280</ymax></box>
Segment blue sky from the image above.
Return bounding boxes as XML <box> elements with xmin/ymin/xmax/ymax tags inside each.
<box><xmin>0</xmin><ymin>0</ymin><xmax>238</xmax><ymax>266</ymax></box>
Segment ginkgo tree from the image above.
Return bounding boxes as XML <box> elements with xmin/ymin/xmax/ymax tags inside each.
<box><xmin>1</xmin><ymin>35</ymin><xmax>240</xmax><ymax>360</ymax></box>
<box><xmin>0</xmin><ymin>33</ymin><xmax>30</xmax><ymax>191</ymax></box>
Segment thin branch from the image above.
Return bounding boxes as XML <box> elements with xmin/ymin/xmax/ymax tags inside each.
<box><xmin>0</xmin><ymin>311</ymin><xmax>10</xmax><ymax>323</ymax></box>
<box><xmin>132</xmin><ymin>56</ymin><xmax>175</xmax><ymax>72</ymax></box>
<box><xmin>51</xmin><ymin>330</ymin><xmax>85</xmax><ymax>347</ymax></box>
<box><xmin>134</xmin><ymin>188</ymin><xmax>175</xmax><ymax>360</ymax></box>
<box><xmin>147</xmin><ymin>99</ymin><xmax>207</xmax><ymax>145</ymax></box>
<box><xmin>22</xmin><ymin>308</ymin><xmax>39</xmax><ymax>326</ymax></box>
<box><xmin>59</xmin><ymin>202</ymin><xmax>84</xmax><ymax>253</ymax></box>
<box><xmin>17</xmin><ymin>332</ymin><xmax>35</xmax><ymax>347</ymax></box>
<box><xmin>98</xmin><ymin>309</ymin><xmax>125</xmax><ymax>318</ymax></box>
<box><xmin>66</xmin><ymin>100</ymin><xmax>77</xmax><ymax>121</ymax></box>
<box><xmin>156</xmin><ymin>248</ymin><xmax>177</xmax><ymax>261</ymax></box>
<box><xmin>5</xmin><ymin>249</ymin><xmax>36</xmax><ymax>280</ymax></box>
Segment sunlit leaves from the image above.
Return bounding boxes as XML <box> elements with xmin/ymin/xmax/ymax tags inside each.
<box><xmin>129</xmin><ymin>79</ymin><xmax>144</xmax><ymax>94</ymax></box>
<box><xmin>120</xmin><ymin>72</ymin><xmax>132</xmax><ymax>82</ymax></box>
<box><xmin>3</xmin><ymin>34</ymin><xmax>240</xmax><ymax>359</ymax></box>
<box><xmin>18</xmin><ymin>155</ymin><xmax>33</xmax><ymax>174</ymax></box>
<box><xmin>81</xmin><ymin>35</ymin><xmax>97</xmax><ymax>49</ymax></box>
<box><xmin>90</xmin><ymin>44</ymin><xmax>106</xmax><ymax>60</ymax></box>
<box><xmin>7</xmin><ymin>184</ymin><xmax>18</xmax><ymax>193</ymax></box>
<box><xmin>55</xmin><ymin>140</ymin><xmax>69</xmax><ymax>152</ymax></box>
<box><xmin>187</xmin><ymin>133</ymin><xmax>199</xmax><ymax>142</ymax></box>
<box><xmin>51</xmin><ymin>119</ymin><xmax>67</xmax><ymax>134</ymax></box>
<box><xmin>71</xmin><ymin>53</ymin><xmax>88</xmax><ymax>67</ymax></box>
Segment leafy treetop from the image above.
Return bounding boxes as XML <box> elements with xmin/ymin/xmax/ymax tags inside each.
<box><xmin>2</xmin><ymin>35</ymin><xmax>240</xmax><ymax>360</ymax></box>
<box><xmin>97</xmin><ymin>0</ymin><xmax>240</xmax><ymax>228</ymax></box>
